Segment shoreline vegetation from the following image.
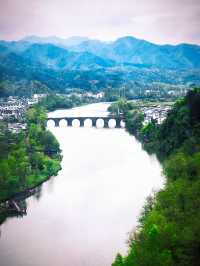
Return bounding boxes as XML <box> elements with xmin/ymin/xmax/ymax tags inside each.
<box><xmin>111</xmin><ymin>88</ymin><xmax>200</xmax><ymax>266</ymax></box>
<box><xmin>0</xmin><ymin>93</ymin><xmax>99</xmax><ymax>224</ymax></box>
<box><xmin>0</xmin><ymin>105</ymin><xmax>62</xmax><ymax>203</ymax></box>
<box><xmin>1</xmin><ymin>90</ymin><xmax>200</xmax><ymax>265</ymax></box>
<box><xmin>0</xmin><ymin>93</ymin><xmax>98</xmax><ymax>203</ymax></box>
<box><xmin>38</xmin><ymin>93</ymin><xmax>101</xmax><ymax>112</ymax></box>
<box><xmin>0</xmin><ymin>104</ymin><xmax>62</xmax><ymax>224</ymax></box>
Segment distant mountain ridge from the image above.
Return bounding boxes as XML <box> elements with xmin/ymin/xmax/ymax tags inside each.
<box><xmin>20</xmin><ymin>43</ymin><xmax>115</xmax><ymax>70</ymax></box>
<box><xmin>1</xmin><ymin>35</ymin><xmax>200</xmax><ymax>70</ymax></box>
<box><xmin>69</xmin><ymin>36</ymin><xmax>200</xmax><ymax>69</ymax></box>
<box><xmin>21</xmin><ymin>35</ymin><xmax>90</xmax><ymax>47</ymax></box>
<box><xmin>0</xmin><ymin>35</ymin><xmax>200</xmax><ymax>95</ymax></box>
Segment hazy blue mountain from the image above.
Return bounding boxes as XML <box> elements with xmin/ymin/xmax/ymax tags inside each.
<box><xmin>70</xmin><ymin>36</ymin><xmax>200</xmax><ymax>69</ymax></box>
<box><xmin>0</xmin><ymin>35</ymin><xmax>200</xmax><ymax>95</ymax></box>
<box><xmin>21</xmin><ymin>35</ymin><xmax>89</xmax><ymax>48</ymax></box>
<box><xmin>0</xmin><ymin>43</ymin><xmax>10</xmax><ymax>54</ymax></box>
<box><xmin>69</xmin><ymin>40</ymin><xmax>110</xmax><ymax>57</ymax></box>
<box><xmin>0</xmin><ymin>42</ymin><xmax>115</xmax><ymax>71</ymax></box>
<box><xmin>20</xmin><ymin>43</ymin><xmax>114</xmax><ymax>69</ymax></box>
<box><xmin>2</xmin><ymin>35</ymin><xmax>200</xmax><ymax>70</ymax></box>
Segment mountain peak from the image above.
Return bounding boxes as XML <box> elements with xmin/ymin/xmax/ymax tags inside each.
<box><xmin>20</xmin><ymin>35</ymin><xmax>90</xmax><ymax>48</ymax></box>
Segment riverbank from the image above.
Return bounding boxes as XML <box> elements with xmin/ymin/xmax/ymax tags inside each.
<box><xmin>112</xmin><ymin>89</ymin><xmax>200</xmax><ymax>266</ymax></box>
<box><xmin>38</xmin><ymin>93</ymin><xmax>102</xmax><ymax>112</ymax></box>
<box><xmin>0</xmin><ymin>94</ymin><xmax>103</xmax><ymax>223</ymax></box>
<box><xmin>0</xmin><ymin>102</ymin><xmax>164</xmax><ymax>266</ymax></box>
<box><xmin>0</xmin><ymin>105</ymin><xmax>62</xmax><ymax>205</ymax></box>
<box><xmin>0</xmin><ymin>172</ymin><xmax>59</xmax><ymax>225</ymax></box>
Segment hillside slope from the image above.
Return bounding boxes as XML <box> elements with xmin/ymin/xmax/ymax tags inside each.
<box><xmin>113</xmin><ymin>88</ymin><xmax>200</xmax><ymax>266</ymax></box>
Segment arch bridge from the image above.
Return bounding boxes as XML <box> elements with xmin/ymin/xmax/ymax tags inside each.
<box><xmin>47</xmin><ymin>116</ymin><xmax>125</xmax><ymax>128</ymax></box>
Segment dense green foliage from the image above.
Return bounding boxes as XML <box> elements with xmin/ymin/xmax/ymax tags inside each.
<box><xmin>39</xmin><ymin>93</ymin><xmax>98</xmax><ymax>112</ymax></box>
<box><xmin>0</xmin><ymin>106</ymin><xmax>61</xmax><ymax>201</ymax></box>
<box><xmin>108</xmin><ymin>98</ymin><xmax>145</xmax><ymax>134</ymax></box>
<box><xmin>112</xmin><ymin>89</ymin><xmax>200</xmax><ymax>266</ymax></box>
<box><xmin>39</xmin><ymin>94</ymin><xmax>74</xmax><ymax>111</ymax></box>
<box><xmin>0</xmin><ymin>80</ymin><xmax>50</xmax><ymax>98</ymax></box>
<box><xmin>140</xmin><ymin>89</ymin><xmax>200</xmax><ymax>160</ymax></box>
<box><xmin>108</xmin><ymin>98</ymin><xmax>136</xmax><ymax>116</ymax></box>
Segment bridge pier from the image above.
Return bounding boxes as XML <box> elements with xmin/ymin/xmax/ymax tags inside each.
<box><xmin>79</xmin><ymin>118</ymin><xmax>85</xmax><ymax>127</ymax></box>
<box><xmin>92</xmin><ymin>119</ymin><xmax>97</xmax><ymax>127</ymax></box>
<box><xmin>47</xmin><ymin>116</ymin><xmax>124</xmax><ymax>129</ymax></box>
<box><xmin>54</xmin><ymin>119</ymin><xmax>60</xmax><ymax>127</ymax></box>
<box><xmin>104</xmin><ymin>118</ymin><xmax>109</xmax><ymax>128</ymax></box>
<box><xmin>67</xmin><ymin>118</ymin><xmax>73</xmax><ymax>127</ymax></box>
<box><xmin>115</xmin><ymin>118</ymin><xmax>122</xmax><ymax>128</ymax></box>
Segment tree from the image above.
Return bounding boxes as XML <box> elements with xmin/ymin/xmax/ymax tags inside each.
<box><xmin>112</xmin><ymin>253</ymin><xmax>124</xmax><ymax>266</ymax></box>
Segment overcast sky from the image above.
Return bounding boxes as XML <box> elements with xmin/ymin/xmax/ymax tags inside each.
<box><xmin>0</xmin><ymin>0</ymin><xmax>199</xmax><ymax>44</ymax></box>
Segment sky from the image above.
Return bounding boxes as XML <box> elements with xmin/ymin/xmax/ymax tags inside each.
<box><xmin>0</xmin><ymin>0</ymin><xmax>199</xmax><ymax>44</ymax></box>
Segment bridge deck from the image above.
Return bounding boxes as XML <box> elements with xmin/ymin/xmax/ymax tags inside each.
<box><xmin>47</xmin><ymin>116</ymin><xmax>124</xmax><ymax>128</ymax></box>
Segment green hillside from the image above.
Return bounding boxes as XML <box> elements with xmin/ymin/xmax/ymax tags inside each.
<box><xmin>113</xmin><ymin>88</ymin><xmax>200</xmax><ymax>266</ymax></box>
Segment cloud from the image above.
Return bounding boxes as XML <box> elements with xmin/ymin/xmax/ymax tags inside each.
<box><xmin>0</xmin><ymin>0</ymin><xmax>199</xmax><ymax>44</ymax></box>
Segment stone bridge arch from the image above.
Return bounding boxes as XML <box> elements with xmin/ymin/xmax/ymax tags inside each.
<box><xmin>47</xmin><ymin>116</ymin><xmax>124</xmax><ymax>129</ymax></box>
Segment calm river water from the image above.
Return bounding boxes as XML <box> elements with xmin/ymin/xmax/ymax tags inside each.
<box><xmin>0</xmin><ymin>103</ymin><xmax>164</xmax><ymax>266</ymax></box>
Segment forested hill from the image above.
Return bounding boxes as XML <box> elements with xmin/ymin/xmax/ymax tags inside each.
<box><xmin>140</xmin><ymin>88</ymin><xmax>200</xmax><ymax>160</ymax></box>
<box><xmin>0</xmin><ymin>36</ymin><xmax>200</xmax><ymax>96</ymax></box>
<box><xmin>112</xmin><ymin>88</ymin><xmax>200</xmax><ymax>266</ymax></box>
<box><xmin>7</xmin><ymin>36</ymin><xmax>200</xmax><ymax>69</ymax></box>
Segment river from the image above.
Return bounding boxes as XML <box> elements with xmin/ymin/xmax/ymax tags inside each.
<box><xmin>0</xmin><ymin>103</ymin><xmax>164</xmax><ymax>266</ymax></box>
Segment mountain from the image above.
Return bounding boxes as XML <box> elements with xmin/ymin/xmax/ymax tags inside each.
<box><xmin>1</xmin><ymin>36</ymin><xmax>200</xmax><ymax>70</ymax></box>
<box><xmin>21</xmin><ymin>35</ymin><xmax>90</xmax><ymax>48</ymax></box>
<box><xmin>20</xmin><ymin>43</ymin><xmax>114</xmax><ymax>70</ymax></box>
<box><xmin>69</xmin><ymin>40</ymin><xmax>110</xmax><ymax>58</ymax></box>
<box><xmin>69</xmin><ymin>36</ymin><xmax>200</xmax><ymax>69</ymax></box>
<box><xmin>0</xmin><ymin>36</ymin><xmax>200</xmax><ymax>95</ymax></box>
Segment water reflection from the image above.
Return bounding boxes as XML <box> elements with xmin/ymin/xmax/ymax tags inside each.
<box><xmin>0</xmin><ymin>199</ymin><xmax>27</xmax><ymax>234</ymax></box>
<box><xmin>33</xmin><ymin>186</ymin><xmax>43</xmax><ymax>201</ymax></box>
<box><xmin>0</xmin><ymin>180</ymin><xmax>51</xmax><ymax>228</ymax></box>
